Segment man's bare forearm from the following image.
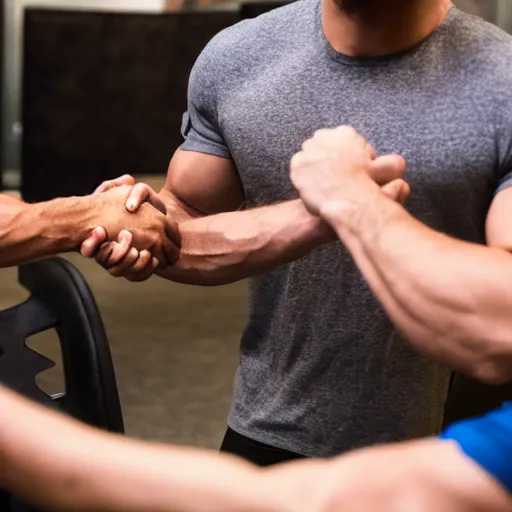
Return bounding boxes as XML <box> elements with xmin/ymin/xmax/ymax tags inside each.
<box><xmin>158</xmin><ymin>199</ymin><xmax>335</xmax><ymax>286</ymax></box>
<box><xmin>0</xmin><ymin>194</ymin><xmax>98</xmax><ymax>267</ymax></box>
<box><xmin>329</xmin><ymin>438</ymin><xmax>512</xmax><ymax>511</ymax></box>
<box><xmin>322</xmin><ymin>190</ymin><xmax>512</xmax><ymax>383</ymax></box>
<box><xmin>0</xmin><ymin>387</ymin><xmax>295</xmax><ymax>512</ymax></box>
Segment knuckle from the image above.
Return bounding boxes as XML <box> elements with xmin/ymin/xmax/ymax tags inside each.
<box><xmin>126</xmin><ymin>254</ymin><xmax>138</xmax><ymax>267</ymax></box>
<box><xmin>336</xmin><ymin>125</ymin><xmax>358</xmax><ymax>139</ymax></box>
<box><xmin>313</xmin><ymin>128</ymin><xmax>328</xmax><ymax>138</ymax></box>
<box><xmin>290</xmin><ymin>152</ymin><xmax>303</xmax><ymax>168</ymax></box>
<box><xmin>120</xmin><ymin>174</ymin><xmax>135</xmax><ymax>183</ymax></box>
<box><xmin>134</xmin><ymin>262</ymin><xmax>149</xmax><ymax>275</ymax></box>
<box><xmin>301</xmin><ymin>138</ymin><xmax>315</xmax><ymax>152</ymax></box>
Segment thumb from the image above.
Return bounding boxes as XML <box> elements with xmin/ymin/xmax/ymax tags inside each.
<box><xmin>80</xmin><ymin>226</ymin><xmax>108</xmax><ymax>258</ymax></box>
<box><xmin>126</xmin><ymin>183</ymin><xmax>167</xmax><ymax>215</ymax></box>
<box><xmin>381</xmin><ymin>179</ymin><xmax>411</xmax><ymax>205</ymax></box>
<box><xmin>369</xmin><ymin>155</ymin><xmax>407</xmax><ymax>185</ymax></box>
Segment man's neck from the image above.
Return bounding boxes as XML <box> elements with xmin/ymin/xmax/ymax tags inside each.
<box><xmin>323</xmin><ymin>0</ymin><xmax>453</xmax><ymax>58</ymax></box>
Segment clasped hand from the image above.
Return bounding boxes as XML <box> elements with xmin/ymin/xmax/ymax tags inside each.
<box><xmin>82</xmin><ymin>127</ymin><xmax>409</xmax><ymax>282</ymax></box>
<box><xmin>290</xmin><ymin>126</ymin><xmax>410</xmax><ymax>217</ymax></box>
<box><xmin>81</xmin><ymin>176</ymin><xmax>180</xmax><ymax>282</ymax></box>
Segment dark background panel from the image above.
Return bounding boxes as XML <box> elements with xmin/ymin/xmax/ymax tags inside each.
<box><xmin>22</xmin><ymin>9</ymin><xmax>239</xmax><ymax>201</ymax></box>
<box><xmin>21</xmin><ymin>2</ymin><xmax>288</xmax><ymax>202</ymax></box>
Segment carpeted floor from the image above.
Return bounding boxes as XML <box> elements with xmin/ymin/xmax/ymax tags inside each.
<box><xmin>0</xmin><ymin>178</ymin><xmax>247</xmax><ymax>449</ymax></box>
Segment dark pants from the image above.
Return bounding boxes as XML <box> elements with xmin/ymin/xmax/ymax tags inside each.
<box><xmin>220</xmin><ymin>427</ymin><xmax>305</xmax><ymax>466</ymax></box>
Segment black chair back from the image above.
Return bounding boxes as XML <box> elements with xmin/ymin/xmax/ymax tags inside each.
<box><xmin>0</xmin><ymin>257</ymin><xmax>124</xmax><ymax>510</ymax></box>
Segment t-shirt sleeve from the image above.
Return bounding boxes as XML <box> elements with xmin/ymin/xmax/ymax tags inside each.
<box><xmin>440</xmin><ymin>402</ymin><xmax>512</xmax><ymax>493</ymax></box>
<box><xmin>179</xmin><ymin>38</ymin><xmax>231</xmax><ymax>160</ymax></box>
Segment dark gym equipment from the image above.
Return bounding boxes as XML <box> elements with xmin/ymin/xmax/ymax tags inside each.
<box><xmin>0</xmin><ymin>257</ymin><xmax>123</xmax><ymax>511</ymax></box>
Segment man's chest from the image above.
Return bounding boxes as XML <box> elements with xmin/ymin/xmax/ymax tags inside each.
<box><xmin>218</xmin><ymin>69</ymin><xmax>498</xmax><ymax>231</ymax></box>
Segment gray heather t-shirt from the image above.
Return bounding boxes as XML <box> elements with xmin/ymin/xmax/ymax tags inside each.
<box><xmin>180</xmin><ymin>0</ymin><xmax>512</xmax><ymax>457</ymax></box>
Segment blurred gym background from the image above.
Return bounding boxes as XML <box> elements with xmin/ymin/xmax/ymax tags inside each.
<box><xmin>0</xmin><ymin>0</ymin><xmax>511</xmax><ymax>449</ymax></box>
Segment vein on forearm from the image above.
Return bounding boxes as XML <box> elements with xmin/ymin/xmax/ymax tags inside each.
<box><xmin>0</xmin><ymin>195</ymin><xmax>94</xmax><ymax>267</ymax></box>
<box><xmin>156</xmin><ymin>194</ymin><xmax>333</xmax><ymax>286</ymax></box>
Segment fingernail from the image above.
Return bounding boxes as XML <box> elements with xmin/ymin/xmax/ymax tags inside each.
<box><xmin>127</xmin><ymin>200</ymin><xmax>136</xmax><ymax>210</ymax></box>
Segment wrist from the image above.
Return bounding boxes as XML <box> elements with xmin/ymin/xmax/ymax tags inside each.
<box><xmin>320</xmin><ymin>199</ymin><xmax>361</xmax><ymax>231</ymax></box>
<box><xmin>37</xmin><ymin>195</ymin><xmax>99</xmax><ymax>252</ymax></box>
<box><xmin>319</xmin><ymin>194</ymin><xmax>375</xmax><ymax>237</ymax></box>
<box><xmin>320</xmin><ymin>180</ymin><xmax>400</xmax><ymax>239</ymax></box>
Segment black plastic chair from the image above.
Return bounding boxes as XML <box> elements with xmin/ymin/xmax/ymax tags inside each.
<box><xmin>0</xmin><ymin>257</ymin><xmax>124</xmax><ymax>511</ymax></box>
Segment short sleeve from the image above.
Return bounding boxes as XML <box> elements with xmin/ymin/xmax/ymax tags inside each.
<box><xmin>179</xmin><ymin>39</ymin><xmax>232</xmax><ymax>160</ymax></box>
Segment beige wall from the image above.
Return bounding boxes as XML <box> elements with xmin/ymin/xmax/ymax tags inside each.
<box><xmin>454</xmin><ymin>0</ymin><xmax>497</xmax><ymax>19</ymax></box>
<box><xmin>499</xmin><ymin>0</ymin><xmax>512</xmax><ymax>33</ymax></box>
<box><xmin>24</xmin><ymin>0</ymin><xmax>164</xmax><ymax>10</ymax></box>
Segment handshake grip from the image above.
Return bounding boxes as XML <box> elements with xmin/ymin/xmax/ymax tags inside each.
<box><xmin>90</xmin><ymin>184</ymin><xmax>181</xmax><ymax>270</ymax></box>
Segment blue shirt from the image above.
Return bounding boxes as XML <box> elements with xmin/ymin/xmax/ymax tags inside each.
<box><xmin>441</xmin><ymin>402</ymin><xmax>512</xmax><ymax>492</ymax></box>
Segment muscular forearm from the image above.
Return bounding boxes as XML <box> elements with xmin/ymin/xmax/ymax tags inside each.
<box><xmin>158</xmin><ymin>198</ymin><xmax>334</xmax><ymax>286</ymax></box>
<box><xmin>323</xmin><ymin>187</ymin><xmax>512</xmax><ymax>383</ymax></box>
<box><xmin>0</xmin><ymin>387</ymin><xmax>291</xmax><ymax>512</ymax></box>
<box><xmin>0</xmin><ymin>194</ymin><xmax>98</xmax><ymax>267</ymax></box>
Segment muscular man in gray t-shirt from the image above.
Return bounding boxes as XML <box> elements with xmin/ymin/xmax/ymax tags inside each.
<box><xmin>85</xmin><ymin>0</ymin><xmax>512</xmax><ymax>463</ymax></box>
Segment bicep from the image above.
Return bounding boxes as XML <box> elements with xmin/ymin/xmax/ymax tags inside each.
<box><xmin>486</xmin><ymin>187</ymin><xmax>512</xmax><ymax>250</ymax></box>
<box><xmin>165</xmin><ymin>34</ymin><xmax>247</xmax><ymax>215</ymax></box>
<box><xmin>163</xmin><ymin>149</ymin><xmax>245</xmax><ymax>216</ymax></box>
